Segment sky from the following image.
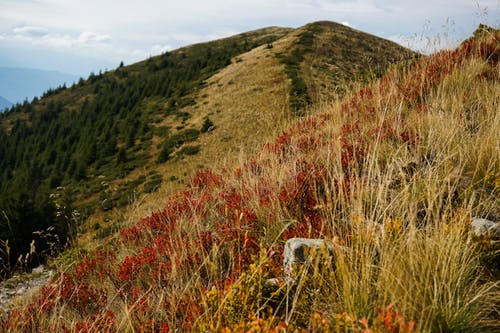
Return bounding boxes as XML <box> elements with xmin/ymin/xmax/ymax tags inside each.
<box><xmin>0</xmin><ymin>0</ymin><xmax>499</xmax><ymax>77</ymax></box>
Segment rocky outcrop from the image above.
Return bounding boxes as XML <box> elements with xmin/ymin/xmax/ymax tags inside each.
<box><xmin>0</xmin><ymin>266</ymin><xmax>52</xmax><ymax>316</ymax></box>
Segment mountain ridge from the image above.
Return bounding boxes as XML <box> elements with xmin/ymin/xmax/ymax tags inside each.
<box><xmin>0</xmin><ymin>21</ymin><xmax>414</xmax><ymax>273</ymax></box>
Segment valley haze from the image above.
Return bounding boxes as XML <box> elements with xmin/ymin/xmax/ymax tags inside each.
<box><xmin>0</xmin><ymin>67</ymin><xmax>79</xmax><ymax>105</ymax></box>
<box><xmin>0</xmin><ymin>96</ymin><xmax>12</xmax><ymax>111</ymax></box>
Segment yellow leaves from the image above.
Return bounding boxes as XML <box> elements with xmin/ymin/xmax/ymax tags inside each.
<box><xmin>384</xmin><ymin>217</ymin><xmax>403</xmax><ymax>237</ymax></box>
<box><xmin>493</xmin><ymin>176</ymin><xmax>500</xmax><ymax>187</ymax></box>
<box><xmin>206</xmin><ymin>286</ymin><xmax>220</xmax><ymax>309</ymax></box>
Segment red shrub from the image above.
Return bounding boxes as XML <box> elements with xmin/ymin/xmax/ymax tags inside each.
<box><xmin>119</xmin><ymin>256</ymin><xmax>143</xmax><ymax>281</ymax></box>
<box><xmin>189</xmin><ymin>169</ymin><xmax>223</xmax><ymax>190</ymax></box>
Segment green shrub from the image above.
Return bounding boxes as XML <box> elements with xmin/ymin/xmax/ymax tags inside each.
<box><xmin>157</xmin><ymin>146</ymin><xmax>172</xmax><ymax>163</ymax></box>
<box><xmin>94</xmin><ymin>224</ymin><xmax>120</xmax><ymax>240</ymax></box>
<box><xmin>201</xmin><ymin>117</ymin><xmax>214</xmax><ymax>133</ymax></box>
<box><xmin>179</xmin><ymin>145</ymin><xmax>201</xmax><ymax>156</ymax></box>
<box><xmin>169</xmin><ymin>129</ymin><xmax>201</xmax><ymax>147</ymax></box>
<box><xmin>278</xmin><ymin>28</ymin><xmax>317</xmax><ymax>116</ymax></box>
<box><xmin>143</xmin><ymin>175</ymin><xmax>163</xmax><ymax>193</ymax></box>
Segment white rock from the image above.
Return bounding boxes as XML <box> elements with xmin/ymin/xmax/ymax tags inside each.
<box><xmin>283</xmin><ymin>238</ymin><xmax>334</xmax><ymax>284</ymax></box>
<box><xmin>32</xmin><ymin>265</ymin><xmax>45</xmax><ymax>274</ymax></box>
<box><xmin>16</xmin><ymin>287</ymin><xmax>26</xmax><ymax>295</ymax></box>
<box><xmin>471</xmin><ymin>218</ymin><xmax>500</xmax><ymax>238</ymax></box>
<box><xmin>265</xmin><ymin>278</ymin><xmax>282</xmax><ymax>287</ymax></box>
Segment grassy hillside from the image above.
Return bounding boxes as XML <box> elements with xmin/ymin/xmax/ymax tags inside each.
<box><xmin>0</xmin><ymin>27</ymin><xmax>291</xmax><ymax>274</ymax></box>
<box><xmin>0</xmin><ymin>22</ymin><xmax>412</xmax><ymax>274</ymax></box>
<box><xmin>2</xmin><ymin>26</ymin><xmax>498</xmax><ymax>332</ymax></box>
<box><xmin>120</xmin><ymin>21</ymin><xmax>413</xmax><ymax>236</ymax></box>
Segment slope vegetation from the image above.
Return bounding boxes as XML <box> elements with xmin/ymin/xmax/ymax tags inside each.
<box><xmin>125</xmin><ymin>21</ymin><xmax>412</xmax><ymax>227</ymax></box>
<box><xmin>0</xmin><ymin>27</ymin><xmax>291</xmax><ymax>273</ymax></box>
<box><xmin>3</xmin><ymin>27</ymin><xmax>498</xmax><ymax>332</ymax></box>
<box><xmin>0</xmin><ymin>22</ymin><xmax>412</xmax><ymax>273</ymax></box>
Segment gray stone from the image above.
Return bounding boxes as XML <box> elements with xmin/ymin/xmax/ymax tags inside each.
<box><xmin>0</xmin><ymin>265</ymin><xmax>53</xmax><ymax>317</ymax></box>
<box><xmin>283</xmin><ymin>238</ymin><xmax>335</xmax><ymax>284</ymax></box>
<box><xmin>32</xmin><ymin>265</ymin><xmax>45</xmax><ymax>275</ymax></box>
<box><xmin>265</xmin><ymin>278</ymin><xmax>283</xmax><ymax>287</ymax></box>
<box><xmin>471</xmin><ymin>218</ymin><xmax>500</xmax><ymax>238</ymax></box>
<box><xmin>15</xmin><ymin>287</ymin><xmax>26</xmax><ymax>295</ymax></box>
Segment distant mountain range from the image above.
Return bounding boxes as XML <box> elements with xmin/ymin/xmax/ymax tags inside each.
<box><xmin>0</xmin><ymin>67</ymin><xmax>79</xmax><ymax>104</ymax></box>
<box><xmin>0</xmin><ymin>96</ymin><xmax>12</xmax><ymax>111</ymax></box>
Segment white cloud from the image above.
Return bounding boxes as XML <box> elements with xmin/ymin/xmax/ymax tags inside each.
<box><xmin>150</xmin><ymin>44</ymin><xmax>173</xmax><ymax>55</ymax></box>
<box><xmin>78</xmin><ymin>31</ymin><xmax>112</xmax><ymax>44</ymax></box>
<box><xmin>12</xmin><ymin>26</ymin><xmax>49</xmax><ymax>37</ymax></box>
<box><xmin>3</xmin><ymin>26</ymin><xmax>112</xmax><ymax>49</ymax></box>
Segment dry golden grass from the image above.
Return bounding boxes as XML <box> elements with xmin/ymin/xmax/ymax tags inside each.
<box><xmin>282</xmin><ymin>43</ymin><xmax>500</xmax><ymax>332</ymax></box>
<box><xmin>122</xmin><ymin>39</ymin><xmax>294</xmax><ymax>228</ymax></box>
<box><xmin>213</xmin><ymin>43</ymin><xmax>499</xmax><ymax>332</ymax></box>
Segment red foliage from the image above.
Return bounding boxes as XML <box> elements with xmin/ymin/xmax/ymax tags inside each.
<box><xmin>189</xmin><ymin>169</ymin><xmax>223</xmax><ymax>190</ymax></box>
<box><xmin>66</xmin><ymin>277</ymin><xmax>106</xmax><ymax>312</ymax></box>
<box><xmin>264</xmin><ymin>130</ymin><xmax>294</xmax><ymax>157</ymax></box>
<box><xmin>278</xmin><ymin>160</ymin><xmax>328</xmax><ymax>238</ymax></box>
<box><xmin>72</xmin><ymin>249</ymin><xmax>115</xmax><ymax>281</ymax></box>
<box><xmin>120</xmin><ymin>224</ymin><xmax>142</xmax><ymax>243</ymax></box>
<box><xmin>119</xmin><ymin>256</ymin><xmax>143</xmax><ymax>281</ymax></box>
<box><xmin>256</xmin><ymin>184</ymin><xmax>274</xmax><ymax>208</ymax></box>
<box><xmin>67</xmin><ymin>310</ymin><xmax>115</xmax><ymax>333</ymax></box>
<box><xmin>375</xmin><ymin>304</ymin><xmax>416</xmax><ymax>333</ymax></box>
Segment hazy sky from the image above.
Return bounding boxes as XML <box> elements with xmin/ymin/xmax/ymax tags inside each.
<box><xmin>1</xmin><ymin>0</ymin><xmax>498</xmax><ymax>76</ymax></box>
